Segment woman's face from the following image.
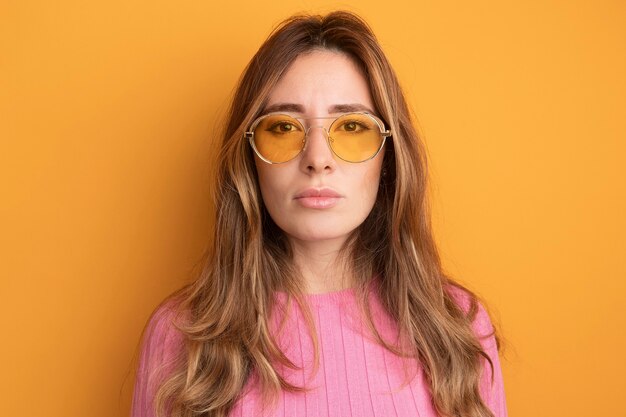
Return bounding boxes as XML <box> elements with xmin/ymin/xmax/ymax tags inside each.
<box><xmin>254</xmin><ymin>49</ymin><xmax>385</xmax><ymax>248</ymax></box>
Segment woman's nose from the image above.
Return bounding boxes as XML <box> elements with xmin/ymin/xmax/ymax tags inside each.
<box><xmin>299</xmin><ymin>125</ymin><xmax>336</xmax><ymax>174</ymax></box>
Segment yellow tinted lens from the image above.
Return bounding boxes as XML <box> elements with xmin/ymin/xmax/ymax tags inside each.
<box><xmin>329</xmin><ymin>114</ymin><xmax>383</xmax><ymax>162</ymax></box>
<box><xmin>253</xmin><ymin>115</ymin><xmax>304</xmax><ymax>163</ymax></box>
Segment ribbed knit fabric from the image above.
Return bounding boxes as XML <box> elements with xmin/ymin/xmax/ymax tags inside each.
<box><xmin>131</xmin><ymin>286</ymin><xmax>507</xmax><ymax>417</ymax></box>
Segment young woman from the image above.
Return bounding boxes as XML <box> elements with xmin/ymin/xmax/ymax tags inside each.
<box><xmin>132</xmin><ymin>11</ymin><xmax>507</xmax><ymax>417</ymax></box>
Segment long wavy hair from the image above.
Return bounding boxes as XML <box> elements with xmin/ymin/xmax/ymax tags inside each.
<box><xmin>154</xmin><ymin>10</ymin><xmax>499</xmax><ymax>417</ymax></box>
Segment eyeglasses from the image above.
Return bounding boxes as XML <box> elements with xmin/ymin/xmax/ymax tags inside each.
<box><xmin>244</xmin><ymin>112</ymin><xmax>391</xmax><ymax>164</ymax></box>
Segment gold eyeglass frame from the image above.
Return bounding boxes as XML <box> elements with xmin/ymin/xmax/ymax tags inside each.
<box><xmin>244</xmin><ymin>111</ymin><xmax>392</xmax><ymax>164</ymax></box>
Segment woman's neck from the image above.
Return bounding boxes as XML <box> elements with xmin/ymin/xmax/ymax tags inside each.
<box><xmin>290</xmin><ymin>237</ymin><xmax>354</xmax><ymax>294</ymax></box>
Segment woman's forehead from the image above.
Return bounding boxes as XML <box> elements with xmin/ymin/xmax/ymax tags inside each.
<box><xmin>264</xmin><ymin>50</ymin><xmax>375</xmax><ymax>116</ymax></box>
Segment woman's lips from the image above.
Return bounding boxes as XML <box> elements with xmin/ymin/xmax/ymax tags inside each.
<box><xmin>294</xmin><ymin>187</ymin><xmax>343</xmax><ymax>209</ymax></box>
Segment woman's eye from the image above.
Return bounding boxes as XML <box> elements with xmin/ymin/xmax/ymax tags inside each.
<box><xmin>269</xmin><ymin>122</ymin><xmax>298</xmax><ymax>133</ymax></box>
<box><xmin>340</xmin><ymin>121</ymin><xmax>366</xmax><ymax>132</ymax></box>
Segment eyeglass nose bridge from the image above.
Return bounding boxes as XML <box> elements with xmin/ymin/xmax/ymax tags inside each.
<box><xmin>300</xmin><ymin>123</ymin><xmax>339</xmax><ymax>156</ymax></box>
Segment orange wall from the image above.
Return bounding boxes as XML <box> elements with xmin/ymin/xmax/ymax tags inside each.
<box><xmin>1</xmin><ymin>1</ymin><xmax>624</xmax><ymax>416</ymax></box>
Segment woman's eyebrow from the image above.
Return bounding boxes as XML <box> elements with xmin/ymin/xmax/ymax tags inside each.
<box><xmin>329</xmin><ymin>103</ymin><xmax>376</xmax><ymax>114</ymax></box>
<box><xmin>260</xmin><ymin>103</ymin><xmax>305</xmax><ymax>116</ymax></box>
<box><xmin>260</xmin><ymin>103</ymin><xmax>376</xmax><ymax>117</ymax></box>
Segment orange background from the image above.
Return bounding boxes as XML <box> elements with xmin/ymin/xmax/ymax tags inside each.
<box><xmin>1</xmin><ymin>1</ymin><xmax>625</xmax><ymax>416</ymax></box>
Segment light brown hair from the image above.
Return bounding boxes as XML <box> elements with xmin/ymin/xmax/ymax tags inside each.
<box><xmin>154</xmin><ymin>11</ymin><xmax>499</xmax><ymax>417</ymax></box>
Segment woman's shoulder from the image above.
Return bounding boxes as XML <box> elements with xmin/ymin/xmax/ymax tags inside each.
<box><xmin>445</xmin><ymin>282</ymin><xmax>497</xmax><ymax>343</ymax></box>
<box><xmin>445</xmin><ymin>283</ymin><xmax>507</xmax><ymax>415</ymax></box>
<box><xmin>146</xmin><ymin>296</ymin><xmax>185</xmax><ymax>327</ymax></box>
<box><xmin>132</xmin><ymin>295</ymin><xmax>188</xmax><ymax>415</ymax></box>
<box><xmin>138</xmin><ymin>295</ymin><xmax>188</xmax><ymax>369</ymax></box>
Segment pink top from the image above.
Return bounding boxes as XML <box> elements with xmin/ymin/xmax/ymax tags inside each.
<box><xmin>132</xmin><ymin>286</ymin><xmax>507</xmax><ymax>417</ymax></box>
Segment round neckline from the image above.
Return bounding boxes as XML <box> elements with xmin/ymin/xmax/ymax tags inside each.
<box><xmin>305</xmin><ymin>286</ymin><xmax>358</xmax><ymax>308</ymax></box>
<box><xmin>304</xmin><ymin>285</ymin><xmax>356</xmax><ymax>299</ymax></box>
<box><xmin>273</xmin><ymin>278</ymin><xmax>381</xmax><ymax>309</ymax></box>
<box><xmin>274</xmin><ymin>286</ymin><xmax>358</xmax><ymax>307</ymax></box>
